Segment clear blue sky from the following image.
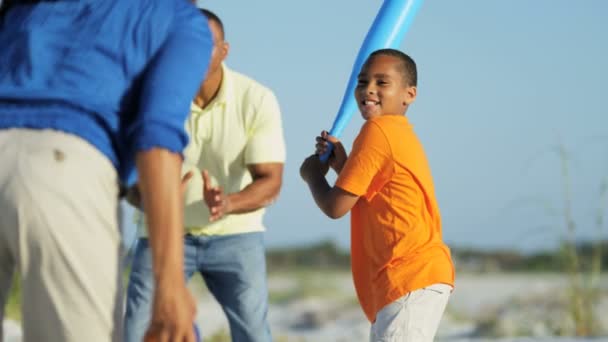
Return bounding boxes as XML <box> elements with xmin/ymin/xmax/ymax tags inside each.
<box><xmin>125</xmin><ymin>0</ymin><xmax>608</xmax><ymax>252</ymax></box>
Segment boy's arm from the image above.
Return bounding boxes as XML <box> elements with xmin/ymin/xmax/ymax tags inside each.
<box><xmin>316</xmin><ymin>131</ymin><xmax>348</xmax><ymax>175</ymax></box>
<box><xmin>302</xmin><ymin>121</ymin><xmax>391</xmax><ymax>220</ymax></box>
<box><xmin>301</xmin><ymin>155</ymin><xmax>359</xmax><ymax>219</ymax></box>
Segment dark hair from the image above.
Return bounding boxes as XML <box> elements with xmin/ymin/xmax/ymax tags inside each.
<box><xmin>0</xmin><ymin>0</ymin><xmax>17</xmax><ymax>18</ymax></box>
<box><xmin>369</xmin><ymin>48</ymin><xmax>417</xmax><ymax>87</ymax></box>
<box><xmin>199</xmin><ymin>8</ymin><xmax>224</xmax><ymax>40</ymax></box>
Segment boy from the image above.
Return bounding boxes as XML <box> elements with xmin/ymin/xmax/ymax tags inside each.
<box><xmin>300</xmin><ymin>49</ymin><xmax>455</xmax><ymax>341</ymax></box>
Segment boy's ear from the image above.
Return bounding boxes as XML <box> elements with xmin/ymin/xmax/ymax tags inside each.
<box><xmin>403</xmin><ymin>86</ymin><xmax>417</xmax><ymax>106</ymax></box>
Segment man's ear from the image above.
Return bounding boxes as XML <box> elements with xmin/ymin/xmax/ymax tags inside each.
<box><xmin>221</xmin><ymin>42</ymin><xmax>230</xmax><ymax>62</ymax></box>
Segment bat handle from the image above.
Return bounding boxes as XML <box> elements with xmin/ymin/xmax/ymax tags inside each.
<box><xmin>319</xmin><ymin>141</ymin><xmax>334</xmax><ymax>163</ymax></box>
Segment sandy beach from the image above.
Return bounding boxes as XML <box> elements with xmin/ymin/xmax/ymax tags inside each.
<box><xmin>4</xmin><ymin>272</ymin><xmax>607</xmax><ymax>341</ymax></box>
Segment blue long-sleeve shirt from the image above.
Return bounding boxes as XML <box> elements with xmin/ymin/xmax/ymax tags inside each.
<box><xmin>0</xmin><ymin>0</ymin><xmax>212</xmax><ymax>184</ymax></box>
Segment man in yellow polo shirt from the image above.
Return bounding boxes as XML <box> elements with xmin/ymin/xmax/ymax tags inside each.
<box><xmin>124</xmin><ymin>9</ymin><xmax>285</xmax><ymax>342</ymax></box>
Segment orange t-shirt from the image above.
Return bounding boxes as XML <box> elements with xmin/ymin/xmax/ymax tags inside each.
<box><xmin>335</xmin><ymin>115</ymin><xmax>455</xmax><ymax>322</ymax></box>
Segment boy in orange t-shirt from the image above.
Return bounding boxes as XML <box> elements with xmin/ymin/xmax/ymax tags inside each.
<box><xmin>300</xmin><ymin>49</ymin><xmax>455</xmax><ymax>341</ymax></box>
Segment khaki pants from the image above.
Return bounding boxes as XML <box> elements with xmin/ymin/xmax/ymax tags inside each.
<box><xmin>370</xmin><ymin>283</ymin><xmax>452</xmax><ymax>342</ymax></box>
<box><xmin>0</xmin><ymin>129</ymin><xmax>123</xmax><ymax>342</ymax></box>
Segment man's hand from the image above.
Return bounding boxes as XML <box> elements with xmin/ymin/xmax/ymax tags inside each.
<box><xmin>201</xmin><ymin>170</ymin><xmax>232</xmax><ymax>222</ymax></box>
<box><xmin>315</xmin><ymin>131</ymin><xmax>347</xmax><ymax>174</ymax></box>
<box><xmin>144</xmin><ymin>282</ymin><xmax>197</xmax><ymax>342</ymax></box>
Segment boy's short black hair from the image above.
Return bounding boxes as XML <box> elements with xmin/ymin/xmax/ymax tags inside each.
<box><xmin>199</xmin><ymin>8</ymin><xmax>225</xmax><ymax>39</ymax></box>
<box><xmin>369</xmin><ymin>49</ymin><xmax>417</xmax><ymax>87</ymax></box>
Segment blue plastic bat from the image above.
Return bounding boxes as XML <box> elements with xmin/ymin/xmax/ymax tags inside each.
<box><xmin>320</xmin><ymin>0</ymin><xmax>423</xmax><ymax>162</ymax></box>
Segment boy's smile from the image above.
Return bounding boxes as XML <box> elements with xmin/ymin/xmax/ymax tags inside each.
<box><xmin>354</xmin><ymin>54</ymin><xmax>416</xmax><ymax>120</ymax></box>
<box><xmin>360</xmin><ymin>98</ymin><xmax>380</xmax><ymax>117</ymax></box>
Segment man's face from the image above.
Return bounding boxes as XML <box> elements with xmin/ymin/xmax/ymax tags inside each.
<box><xmin>206</xmin><ymin>20</ymin><xmax>228</xmax><ymax>76</ymax></box>
<box><xmin>354</xmin><ymin>55</ymin><xmax>415</xmax><ymax>120</ymax></box>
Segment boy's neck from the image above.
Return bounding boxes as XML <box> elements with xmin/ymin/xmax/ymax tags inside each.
<box><xmin>380</xmin><ymin>107</ymin><xmax>409</xmax><ymax>117</ymax></box>
<box><xmin>381</xmin><ymin>112</ymin><xmax>407</xmax><ymax>117</ymax></box>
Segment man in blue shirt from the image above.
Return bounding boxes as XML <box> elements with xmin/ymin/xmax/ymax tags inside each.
<box><xmin>0</xmin><ymin>1</ymin><xmax>212</xmax><ymax>341</ymax></box>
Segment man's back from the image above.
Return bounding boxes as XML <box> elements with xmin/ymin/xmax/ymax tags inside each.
<box><xmin>0</xmin><ymin>0</ymin><xmax>211</xmax><ymax>182</ymax></box>
<box><xmin>0</xmin><ymin>1</ymin><xmax>213</xmax><ymax>341</ymax></box>
<box><xmin>0</xmin><ymin>0</ymin><xmax>173</xmax><ymax>110</ymax></box>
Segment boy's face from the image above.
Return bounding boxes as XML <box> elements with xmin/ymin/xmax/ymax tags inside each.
<box><xmin>354</xmin><ymin>55</ymin><xmax>416</xmax><ymax>120</ymax></box>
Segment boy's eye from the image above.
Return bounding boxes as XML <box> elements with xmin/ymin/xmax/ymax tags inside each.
<box><xmin>356</xmin><ymin>79</ymin><xmax>368</xmax><ymax>87</ymax></box>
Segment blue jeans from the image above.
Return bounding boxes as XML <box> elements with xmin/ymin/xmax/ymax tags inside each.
<box><xmin>124</xmin><ymin>232</ymin><xmax>271</xmax><ymax>342</ymax></box>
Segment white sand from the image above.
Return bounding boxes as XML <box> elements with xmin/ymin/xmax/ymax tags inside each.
<box><xmin>3</xmin><ymin>273</ymin><xmax>607</xmax><ymax>341</ymax></box>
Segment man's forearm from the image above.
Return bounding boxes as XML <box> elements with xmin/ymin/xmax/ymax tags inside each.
<box><xmin>136</xmin><ymin>148</ymin><xmax>186</xmax><ymax>285</ymax></box>
<box><xmin>227</xmin><ymin>176</ymin><xmax>281</xmax><ymax>214</ymax></box>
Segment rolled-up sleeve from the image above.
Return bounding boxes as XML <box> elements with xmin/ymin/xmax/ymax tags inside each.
<box><xmin>128</xmin><ymin>7</ymin><xmax>212</xmax><ymax>159</ymax></box>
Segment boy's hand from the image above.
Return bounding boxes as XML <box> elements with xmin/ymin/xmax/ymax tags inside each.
<box><xmin>315</xmin><ymin>131</ymin><xmax>347</xmax><ymax>174</ymax></box>
<box><xmin>201</xmin><ymin>169</ymin><xmax>232</xmax><ymax>221</ymax></box>
<box><xmin>300</xmin><ymin>154</ymin><xmax>329</xmax><ymax>183</ymax></box>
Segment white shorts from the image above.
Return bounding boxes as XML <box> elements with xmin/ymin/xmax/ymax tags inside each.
<box><xmin>0</xmin><ymin>129</ymin><xmax>123</xmax><ymax>342</ymax></box>
<box><xmin>370</xmin><ymin>283</ymin><xmax>452</xmax><ymax>342</ymax></box>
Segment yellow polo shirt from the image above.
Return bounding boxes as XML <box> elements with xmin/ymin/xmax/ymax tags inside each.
<box><xmin>137</xmin><ymin>64</ymin><xmax>286</xmax><ymax>236</ymax></box>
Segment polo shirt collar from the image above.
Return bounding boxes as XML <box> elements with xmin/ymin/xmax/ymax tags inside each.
<box><xmin>192</xmin><ymin>63</ymin><xmax>232</xmax><ymax>113</ymax></box>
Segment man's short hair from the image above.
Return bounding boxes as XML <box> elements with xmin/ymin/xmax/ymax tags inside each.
<box><xmin>199</xmin><ymin>8</ymin><xmax>225</xmax><ymax>39</ymax></box>
<box><xmin>0</xmin><ymin>0</ymin><xmax>17</xmax><ymax>18</ymax></box>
